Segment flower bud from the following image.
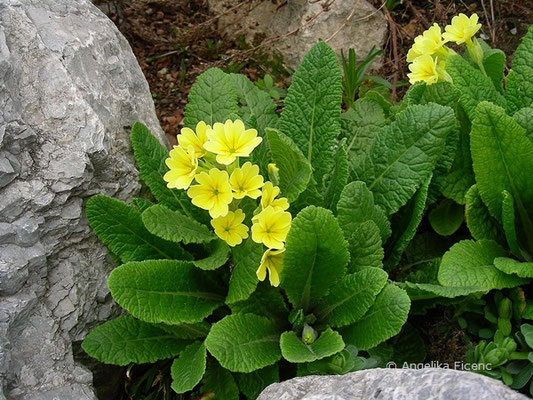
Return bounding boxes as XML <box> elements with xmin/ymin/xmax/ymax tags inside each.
<box><xmin>268</xmin><ymin>163</ymin><xmax>280</xmax><ymax>186</ymax></box>
<box><xmin>302</xmin><ymin>324</ymin><xmax>318</xmax><ymax>344</ymax></box>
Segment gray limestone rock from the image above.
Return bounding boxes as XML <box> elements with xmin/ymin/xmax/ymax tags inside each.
<box><xmin>258</xmin><ymin>368</ymin><xmax>529</xmax><ymax>400</ymax></box>
<box><xmin>208</xmin><ymin>0</ymin><xmax>387</xmax><ymax>69</ymax></box>
<box><xmin>0</xmin><ymin>0</ymin><xmax>166</xmax><ymax>398</ymax></box>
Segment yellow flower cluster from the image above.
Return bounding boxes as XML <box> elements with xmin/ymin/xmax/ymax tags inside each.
<box><xmin>407</xmin><ymin>14</ymin><xmax>483</xmax><ymax>85</ymax></box>
<box><xmin>163</xmin><ymin>119</ymin><xmax>291</xmax><ymax>287</ymax></box>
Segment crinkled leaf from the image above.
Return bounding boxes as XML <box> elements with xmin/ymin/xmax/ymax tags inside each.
<box><xmin>226</xmin><ymin>238</ymin><xmax>263</xmax><ymax>305</ymax></box>
<box><xmin>282</xmin><ymin>206</ymin><xmax>350</xmax><ymax>310</ymax></box>
<box><xmin>340</xmin><ymin>283</ymin><xmax>410</xmax><ymax>350</ymax></box>
<box><xmin>483</xmin><ymin>49</ymin><xmax>505</xmax><ymax>93</ymax></box>
<box><xmin>82</xmin><ymin>316</ymin><xmax>188</xmax><ymax>366</ymax></box>
<box><xmin>346</xmin><ymin>221</ymin><xmax>384</xmax><ymax>273</ymax></box>
<box><xmin>131</xmin><ymin>197</ymin><xmax>154</xmax><ymax>213</ymax></box>
<box><xmin>108</xmin><ymin>260</ymin><xmax>224</xmax><ymax>324</ymax></box>
<box><xmin>465</xmin><ymin>185</ymin><xmax>503</xmax><ymax>242</ymax></box>
<box><xmin>280</xmin><ymin>328</ymin><xmax>344</xmax><ymax>363</ymax></box>
<box><xmin>205</xmin><ymin>313</ymin><xmax>281</xmax><ymax>373</ymax></box>
<box><xmin>201</xmin><ymin>361</ymin><xmax>239</xmax><ymax>400</ymax></box>
<box><xmin>131</xmin><ymin>122</ymin><xmax>201</xmax><ymax>218</ymax></box>
<box><xmin>429</xmin><ymin>199</ymin><xmax>464</xmax><ymax>237</ymax></box>
<box><xmin>86</xmin><ymin>195</ymin><xmax>191</xmax><ymax>262</ymax></box>
<box><xmin>384</xmin><ymin>176</ymin><xmax>430</xmax><ymax>270</ymax></box>
<box><xmin>513</xmin><ymin>107</ymin><xmax>533</xmax><ymax>141</ymax></box>
<box><xmin>279</xmin><ymin>41</ymin><xmax>342</xmax><ymax>187</ymax></box>
<box><xmin>193</xmin><ymin>239</ymin><xmax>230</xmax><ymax>271</ymax></box>
<box><xmin>315</xmin><ymin>268</ymin><xmax>388</xmax><ymax>327</ymax></box>
<box><xmin>171</xmin><ymin>341</ymin><xmax>207</xmax><ymax>394</ymax></box>
<box><xmin>266</xmin><ymin>128</ymin><xmax>312</xmax><ymax>203</ymax></box>
<box><xmin>493</xmin><ymin>257</ymin><xmax>533</xmax><ymax>278</ymax></box>
<box><xmin>236</xmin><ymin>365</ymin><xmax>278</xmax><ymax>400</ymax></box>
<box><xmin>402</xmin><ymin>282</ymin><xmax>485</xmax><ymax>301</ymax></box>
<box><xmin>353</xmin><ymin>103</ymin><xmax>455</xmax><ymax>215</ymax></box>
<box><xmin>438</xmin><ymin>240</ymin><xmax>528</xmax><ymax>289</ymax></box>
<box><xmin>502</xmin><ymin>190</ymin><xmax>521</xmax><ymax>257</ymax></box>
<box><xmin>183</xmin><ymin>68</ymin><xmax>239</xmax><ymax>128</ymax></box>
<box><xmin>337</xmin><ymin>181</ymin><xmax>391</xmax><ymax>242</ymax></box>
<box><xmin>159</xmin><ymin>322</ymin><xmax>211</xmax><ymax>340</ymax></box>
<box><xmin>142</xmin><ymin>204</ymin><xmax>215</xmax><ymax>244</ymax></box>
<box><xmin>506</xmin><ymin>26</ymin><xmax>533</xmax><ymax>114</ymax></box>
<box><xmin>445</xmin><ymin>55</ymin><xmax>506</xmax><ymax>120</ymax></box>
<box><xmin>324</xmin><ymin>140</ymin><xmax>348</xmax><ymax>212</ymax></box>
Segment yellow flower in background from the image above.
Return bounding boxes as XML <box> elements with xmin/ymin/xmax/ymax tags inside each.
<box><xmin>407</xmin><ymin>54</ymin><xmax>439</xmax><ymax>85</ymax></box>
<box><xmin>211</xmin><ymin>209</ymin><xmax>249</xmax><ymax>246</ymax></box>
<box><xmin>203</xmin><ymin>119</ymin><xmax>263</xmax><ymax>165</ymax></box>
<box><xmin>177</xmin><ymin>121</ymin><xmax>209</xmax><ymax>157</ymax></box>
<box><xmin>187</xmin><ymin>168</ymin><xmax>233</xmax><ymax>218</ymax></box>
<box><xmin>406</xmin><ymin>24</ymin><xmax>447</xmax><ymax>62</ymax></box>
<box><xmin>260</xmin><ymin>182</ymin><xmax>289</xmax><ymax>212</ymax></box>
<box><xmin>443</xmin><ymin>13</ymin><xmax>481</xmax><ymax>45</ymax></box>
<box><xmin>230</xmin><ymin>162</ymin><xmax>264</xmax><ymax>199</ymax></box>
<box><xmin>256</xmin><ymin>248</ymin><xmax>285</xmax><ymax>287</ymax></box>
<box><xmin>163</xmin><ymin>145</ymin><xmax>198</xmax><ymax>190</ymax></box>
<box><xmin>251</xmin><ymin>206</ymin><xmax>292</xmax><ymax>249</ymax></box>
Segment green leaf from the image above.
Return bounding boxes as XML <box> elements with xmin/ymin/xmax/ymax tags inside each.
<box><xmin>438</xmin><ymin>240</ymin><xmax>528</xmax><ymax>289</ymax></box>
<box><xmin>341</xmin><ymin>97</ymin><xmax>387</xmax><ymax>160</ymax></box>
<box><xmin>340</xmin><ymin>283</ymin><xmax>410</xmax><ymax>350</ymax></box>
<box><xmin>483</xmin><ymin>49</ymin><xmax>505</xmax><ymax>93</ymax></box>
<box><xmin>131</xmin><ymin>122</ymin><xmax>199</xmax><ymax>219</ymax></box>
<box><xmin>142</xmin><ymin>204</ymin><xmax>215</xmax><ymax>244</ymax></box>
<box><xmin>465</xmin><ymin>185</ymin><xmax>503</xmax><ymax>242</ymax></box>
<box><xmin>108</xmin><ymin>260</ymin><xmax>224</xmax><ymax>324</ymax></box>
<box><xmin>353</xmin><ymin>103</ymin><xmax>455</xmax><ymax>215</ymax></box>
<box><xmin>324</xmin><ymin>141</ymin><xmax>348</xmax><ymax>212</ymax></box>
<box><xmin>205</xmin><ymin>313</ymin><xmax>281</xmax><ymax>373</ymax></box>
<box><xmin>86</xmin><ymin>195</ymin><xmax>191</xmax><ymax>262</ymax></box>
<box><xmin>230</xmin><ymin>284</ymin><xmax>289</xmax><ymax>329</ymax></box>
<box><xmin>337</xmin><ymin>181</ymin><xmax>391</xmax><ymax>242</ymax></box>
<box><xmin>506</xmin><ymin>26</ymin><xmax>533</xmax><ymax>114</ymax></box>
<box><xmin>226</xmin><ymin>238</ymin><xmax>263</xmax><ymax>305</ymax></box>
<box><xmin>401</xmin><ymin>282</ymin><xmax>485</xmax><ymax>301</ymax></box>
<box><xmin>82</xmin><ymin>316</ymin><xmax>188</xmax><ymax>366</ymax></box>
<box><xmin>346</xmin><ymin>221</ymin><xmax>384</xmax><ymax>272</ymax></box>
<box><xmin>502</xmin><ymin>190</ymin><xmax>521</xmax><ymax>257</ymax></box>
<box><xmin>384</xmin><ymin>176</ymin><xmax>430</xmax><ymax>270</ymax></box>
<box><xmin>193</xmin><ymin>239</ymin><xmax>230</xmax><ymax>271</ymax></box>
<box><xmin>159</xmin><ymin>322</ymin><xmax>211</xmax><ymax>340</ymax></box>
<box><xmin>171</xmin><ymin>341</ymin><xmax>207</xmax><ymax>394</ymax></box>
<box><xmin>493</xmin><ymin>257</ymin><xmax>533</xmax><ymax>278</ymax></box>
<box><xmin>131</xmin><ymin>197</ymin><xmax>154</xmax><ymax>213</ymax></box>
<box><xmin>280</xmin><ymin>328</ymin><xmax>344</xmax><ymax>363</ymax></box>
<box><xmin>201</xmin><ymin>361</ymin><xmax>239</xmax><ymax>400</ymax></box>
<box><xmin>523</xmin><ymin>301</ymin><xmax>533</xmax><ymax>319</ymax></box>
<box><xmin>282</xmin><ymin>206</ymin><xmax>350</xmax><ymax>310</ymax></box>
<box><xmin>521</xmin><ymin>324</ymin><xmax>533</xmax><ymax>348</ymax></box>
<box><xmin>236</xmin><ymin>365</ymin><xmax>278</xmax><ymax>400</ymax></box>
<box><xmin>429</xmin><ymin>199</ymin><xmax>464</xmax><ymax>236</ymax></box>
<box><xmin>445</xmin><ymin>55</ymin><xmax>506</xmax><ymax>120</ymax></box>
<box><xmin>315</xmin><ymin>268</ymin><xmax>388</xmax><ymax>327</ymax></box>
<box><xmin>265</xmin><ymin>128</ymin><xmax>312</xmax><ymax>203</ymax></box>
<box><xmin>229</xmin><ymin>73</ymin><xmax>278</xmax><ymax>171</ymax></box>
<box><xmin>183</xmin><ymin>68</ymin><xmax>239</xmax><ymax>128</ymax></box>
<box><xmin>513</xmin><ymin>107</ymin><xmax>533</xmax><ymax>141</ymax></box>
<box><xmin>470</xmin><ymin>101</ymin><xmax>533</xmax><ymax>254</ymax></box>
<box><xmin>279</xmin><ymin>41</ymin><xmax>342</xmax><ymax>187</ymax></box>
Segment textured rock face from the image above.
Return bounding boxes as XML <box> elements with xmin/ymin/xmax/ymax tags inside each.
<box><xmin>0</xmin><ymin>0</ymin><xmax>165</xmax><ymax>398</ymax></box>
<box><xmin>208</xmin><ymin>0</ymin><xmax>387</xmax><ymax>69</ymax></box>
<box><xmin>258</xmin><ymin>368</ymin><xmax>529</xmax><ymax>400</ymax></box>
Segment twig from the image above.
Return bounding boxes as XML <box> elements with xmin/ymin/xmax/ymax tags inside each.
<box><xmin>406</xmin><ymin>1</ymin><xmax>430</xmax><ymax>28</ymax></box>
<box><xmin>384</xmin><ymin>7</ymin><xmax>399</xmax><ymax>104</ymax></box>
<box><xmin>481</xmin><ymin>0</ymin><xmax>496</xmax><ymax>44</ymax></box>
<box><xmin>325</xmin><ymin>0</ymin><xmax>360</xmax><ymax>43</ymax></box>
<box><xmin>195</xmin><ymin>0</ymin><xmax>253</xmax><ymax>28</ymax></box>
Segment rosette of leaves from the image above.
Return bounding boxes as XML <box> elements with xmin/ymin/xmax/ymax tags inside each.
<box><xmin>80</xmin><ymin>39</ymin><xmax>467</xmax><ymax>399</ymax></box>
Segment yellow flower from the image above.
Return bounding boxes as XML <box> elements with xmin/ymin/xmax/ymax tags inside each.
<box><xmin>187</xmin><ymin>168</ymin><xmax>233</xmax><ymax>218</ymax></box>
<box><xmin>443</xmin><ymin>13</ymin><xmax>481</xmax><ymax>45</ymax></box>
<box><xmin>229</xmin><ymin>162</ymin><xmax>264</xmax><ymax>199</ymax></box>
<box><xmin>203</xmin><ymin>119</ymin><xmax>262</xmax><ymax>165</ymax></box>
<box><xmin>260</xmin><ymin>182</ymin><xmax>289</xmax><ymax>211</ymax></box>
<box><xmin>251</xmin><ymin>206</ymin><xmax>292</xmax><ymax>249</ymax></box>
<box><xmin>256</xmin><ymin>248</ymin><xmax>285</xmax><ymax>287</ymax></box>
<box><xmin>163</xmin><ymin>145</ymin><xmax>198</xmax><ymax>189</ymax></box>
<box><xmin>177</xmin><ymin>121</ymin><xmax>209</xmax><ymax>157</ymax></box>
<box><xmin>407</xmin><ymin>54</ymin><xmax>439</xmax><ymax>85</ymax></box>
<box><xmin>211</xmin><ymin>209</ymin><xmax>249</xmax><ymax>246</ymax></box>
<box><xmin>406</xmin><ymin>23</ymin><xmax>446</xmax><ymax>62</ymax></box>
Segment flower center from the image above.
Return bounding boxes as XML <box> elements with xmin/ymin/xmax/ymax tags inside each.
<box><xmin>213</xmin><ymin>189</ymin><xmax>219</xmax><ymax>196</ymax></box>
